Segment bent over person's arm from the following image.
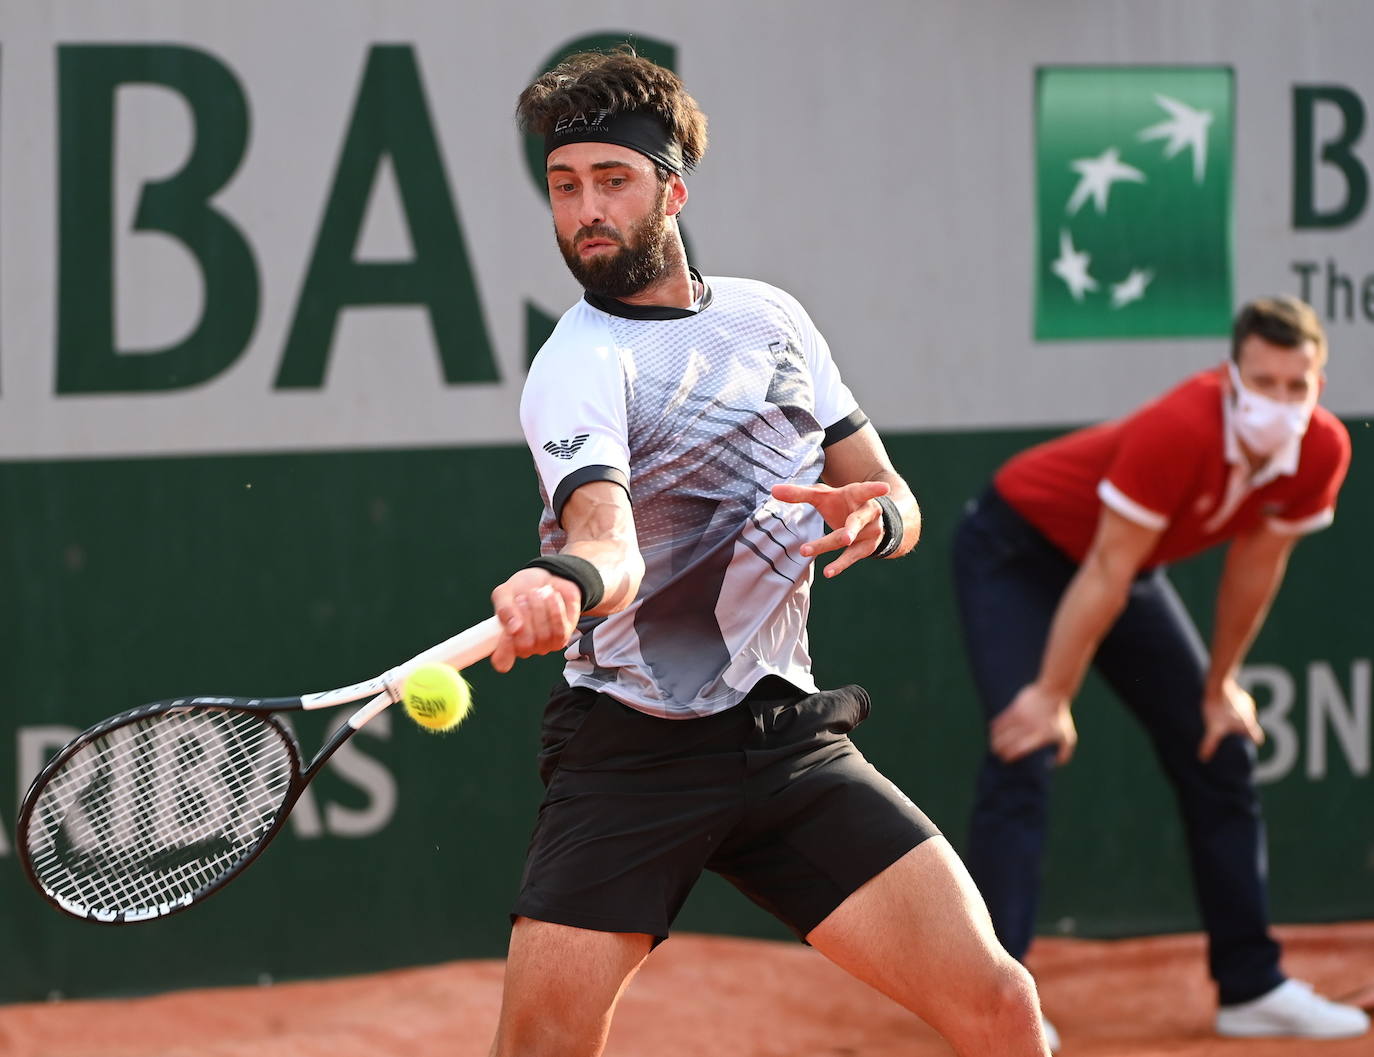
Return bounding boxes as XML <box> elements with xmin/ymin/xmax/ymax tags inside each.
<box><xmin>490</xmin><ymin>481</ymin><xmax>644</xmax><ymax>673</ymax></box>
<box><xmin>1196</xmin><ymin>526</ymin><xmax>1294</xmax><ymax>761</ymax></box>
<box><xmin>990</xmin><ymin>506</ymin><xmax>1161</xmax><ymax>764</ymax></box>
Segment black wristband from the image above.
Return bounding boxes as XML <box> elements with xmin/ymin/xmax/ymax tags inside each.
<box><xmin>872</xmin><ymin>495</ymin><xmax>904</xmax><ymax>559</ymax></box>
<box><xmin>524</xmin><ymin>554</ymin><xmax>605</xmax><ymax>612</ymax></box>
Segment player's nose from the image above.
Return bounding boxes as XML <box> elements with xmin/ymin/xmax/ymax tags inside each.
<box><xmin>576</xmin><ymin>190</ymin><xmax>607</xmax><ymax>228</ymax></box>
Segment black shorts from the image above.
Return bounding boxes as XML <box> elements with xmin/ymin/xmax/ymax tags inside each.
<box><xmin>512</xmin><ymin>676</ymin><xmax>939</xmax><ymax>942</ymax></box>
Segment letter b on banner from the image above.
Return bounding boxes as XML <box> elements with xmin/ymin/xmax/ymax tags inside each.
<box><xmin>1293</xmin><ymin>85</ymin><xmax>1369</xmax><ymax>229</ymax></box>
<box><xmin>57</xmin><ymin>45</ymin><xmax>258</xmax><ymax>393</ymax></box>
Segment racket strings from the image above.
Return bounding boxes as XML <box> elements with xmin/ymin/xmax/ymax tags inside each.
<box><xmin>25</xmin><ymin>709</ymin><xmax>295</xmax><ymax>917</ymax></box>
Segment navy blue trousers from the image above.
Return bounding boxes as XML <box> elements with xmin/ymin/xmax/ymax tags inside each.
<box><xmin>951</xmin><ymin>488</ymin><xmax>1283</xmax><ymax>1005</ymax></box>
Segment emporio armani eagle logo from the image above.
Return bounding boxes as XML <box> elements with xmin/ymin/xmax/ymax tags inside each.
<box><xmin>543</xmin><ymin>434</ymin><xmax>589</xmax><ymax>460</ymax></box>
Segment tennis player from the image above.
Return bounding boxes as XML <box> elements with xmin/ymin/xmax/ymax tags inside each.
<box><xmin>485</xmin><ymin>48</ymin><xmax>1050</xmax><ymax>1057</ymax></box>
<box><xmin>953</xmin><ymin>296</ymin><xmax>1368</xmax><ymax>1046</ymax></box>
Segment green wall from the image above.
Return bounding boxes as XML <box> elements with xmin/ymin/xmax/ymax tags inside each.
<box><xmin>2</xmin><ymin>424</ymin><xmax>1371</xmax><ymax>1000</ymax></box>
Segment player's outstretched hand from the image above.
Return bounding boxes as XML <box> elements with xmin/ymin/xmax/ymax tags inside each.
<box><xmin>1198</xmin><ymin>677</ymin><xmax>1265</xmax><ymax>762</ymax></box>
<box><xmin>772</xmin><ymin>480</ymin><xmax>889</xmax><ymax>578</ymax></box>
<box><xmin>991</xmin><ymin>683</ymin><xmax>1078</xmax><ymax>764</ymax></box>
<box><xmin>490</xmin><ymin>569</ymin><xmax>581</xmax><ymax>673</ymax></box>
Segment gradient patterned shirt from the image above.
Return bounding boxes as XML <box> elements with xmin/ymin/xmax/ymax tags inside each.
<box><xmin>521</xmin><ymin>274</ymin><xmax>866</xmax><ymax>718</ymax></box>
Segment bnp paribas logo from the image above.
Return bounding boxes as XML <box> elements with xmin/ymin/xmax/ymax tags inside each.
<box><xmin>1035</xmin><ymin>67</ymin><xmax>1234</xmax><ymax>340</ymax></box>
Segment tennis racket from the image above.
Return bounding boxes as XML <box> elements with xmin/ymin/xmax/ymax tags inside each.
<box><xmin>17</xmin><ymin>616</ymin><xmax>502</xmax><ymax>925</ymax></box>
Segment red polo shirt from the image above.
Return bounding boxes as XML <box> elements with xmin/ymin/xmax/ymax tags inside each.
<box><xmin>994</xmin><ymin>368</ymin><xmax>1351</xmax><ymax>569</ymax></box>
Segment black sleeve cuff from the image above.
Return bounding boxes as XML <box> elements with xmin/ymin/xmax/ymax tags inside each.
<box><xmin>823</xmin><ymin>409</ymin><xmax>869</xmax><ymax>448</ymax></box>
<box><xmin>552</xmin><ymin>465</ymin><xmax>631</xmax><ymax>525</ymax></box>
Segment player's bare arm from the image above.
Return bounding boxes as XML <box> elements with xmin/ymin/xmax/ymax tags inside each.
<box><xmin>772</xmin><ymin>424</ymin><xmax>921</xmax><ymax>578</ymax></box>
<box><xmin>1197</xmin><ymin>525</ymin><xmax>1296</xmax><ymax>760</ymax></box>
<box><xmin>991</xmin><ymin>506</ymin><xmax>1161</xmax><ymax>764</ymax></box>
<box><xmin>490</xmin><ymin>481</ymin><xmax>643</xmax><ymax>673</ymax></box>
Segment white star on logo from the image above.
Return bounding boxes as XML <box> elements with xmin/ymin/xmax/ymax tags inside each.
<box><xmin>1110</xmin><ymin>268</ymin><xmax>1154</xmax><ymax>308</ymax></box>
<box><xmin>1137</xmin><ymin>94</ymin><xmax>1212</xmax><ymax>183</ymax></box>
<box><xmin>1065</xmin><ymin>147</ymin><xmax>1146</xmax><ymax>215</ymax></box>
<box><xmin>1051</xmin><ymin>229</ymin><xmax>1098</xmax><ymax>301</ymax></box>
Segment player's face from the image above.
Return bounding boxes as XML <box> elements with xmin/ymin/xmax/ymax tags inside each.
<box><xmin>1233</xmin><ymin>334</ymin><xmax>1324</xmax><ymax>410</ymax></box>
<box><xmin>546</xmin><ymin>142</ymin><xmax>673</xmax><ymax>298</ymax></box>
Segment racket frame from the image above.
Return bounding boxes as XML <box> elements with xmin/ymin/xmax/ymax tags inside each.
<box><xmin>16</xmin><ymin>616</ymin><xmax>501</xmax><ymax>924</ymax></box>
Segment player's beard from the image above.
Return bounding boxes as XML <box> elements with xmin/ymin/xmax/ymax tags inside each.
<box><xmin>557</xmin><ymin>191</ymin><xmax>674</xmax><ymax>299</ymax></box>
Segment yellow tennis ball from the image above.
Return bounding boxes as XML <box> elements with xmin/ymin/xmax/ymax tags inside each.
<box><xmin>402</xmin><ymin>663</ymin><xmax>473</xmax><ymax>733</ymax></box>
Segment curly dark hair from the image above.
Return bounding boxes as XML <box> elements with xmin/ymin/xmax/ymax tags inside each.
<box><xmin>516</xmin><ymin>46</ymin><xmax>708</xmax><ymax>170</ymax></box>
<box><xmin>1231</xmin><ymin>296</ymin><xmax>1328</xmax><ymax>366</ymax></box>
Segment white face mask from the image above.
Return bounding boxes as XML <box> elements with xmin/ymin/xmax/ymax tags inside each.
<box><xmin>1228</xmin><ymin>362</ymin><xmax>1312</xmax><ymax>457</ymax></box>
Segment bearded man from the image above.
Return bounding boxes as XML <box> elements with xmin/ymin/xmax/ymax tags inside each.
<box><xmin>480</xmin><ymin>46</ymin><xmax>1051</xmax><ymax>1057</ymax></box>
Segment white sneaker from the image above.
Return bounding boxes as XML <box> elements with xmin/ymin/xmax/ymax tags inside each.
<box><xmin>1216</xmin><ymin>979</ymin><xmax>1371</xmax><ymax>1039</ymax></box>
<box><xmin>1040</xmin><ymin>1013</ymin><xmax>1060</xmax><ymax>1052</ymax></box>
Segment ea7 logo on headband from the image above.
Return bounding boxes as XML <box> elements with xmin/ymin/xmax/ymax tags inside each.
<box><xmin>554</xmin><ymin>109</ymin><xmax>611</xmax><ymax>134</ymax></box>
<box><xmin>543</xmin><ymin>434</ymin><xmax>590</xmax><ymax>460</ymax></box>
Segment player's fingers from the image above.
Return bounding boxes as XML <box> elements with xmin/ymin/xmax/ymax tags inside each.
<box><xmin>491</xmin><ymin>582</ymin><xmax>524</xmax><ymax>628</ymax></box>
<box><xmin>494</xmin><ymin>604</ymin><xmax>524</xmax><ymax>665</ymax></box>
<box><xmin>539</xmin><ymin>583</ymin><xmax>578</xmax><ymax>647</ymax></box>
<box><xmin>820</xmin><ymin>555</ymin><xmax>851</xmax><ymax>579</ymax></box>
<box><xmin>537</xmin><ymin>583</ymin><xmax>580</xmax><ymax>652</ymax></box>
<box><xmin>820</xmin><ymin>535</ymin><xmax>880</xmax><ymax>579</ymax></box>
<box><xmin>490</xmin><ymin>635</ymin><xmax>516</xmax><ymax>674</ymax></box>
<box><xmin>508</xmin><ymin>596</ymin><xmax>543</xmax><ymax>656</ymax></box>
<box><xmin>1246</xmin><ymin>713</ymin><xmax>1266</xmax><ymax>747</ymax></box>
<box><xmin>549</xmin><ymin>580</ymin><xmax>579</xmax><ymax>628</ymax></box>
<box><xmin>842</xmin><ymin>480</ymin><xmax>890</xmax><ymax>504</ymax></box>
<box><xmin>844</xmin><ymin>506</ymin><xmax>873</xmax><ymax>541</ymax></box>
<box><xmin>1198</xmin><ymin>726</ymin><xmax>1221</xmax><ymax>763</ymax></box>
<box><xmin>515</xmin><ymin>585</ymin><xmax>559</xmax><ymax>656</ymax></box>
<box><xmin>771</xmin><ymin>482</ymin><xmax>826</xmax><ymax>504</ymax></box>
<box><xmin>801</xmin><ymin>525</ymin><xmax>855</xmax><ymax>558</ymax></box>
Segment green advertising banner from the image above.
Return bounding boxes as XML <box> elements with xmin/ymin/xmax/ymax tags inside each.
<box><xmin>1035</xmin><ymin>67</ymin><xmax>1235</xmax><ymax>340</ymax></box>
<box><xmin>2</xmin><ymin>427</ymin><xmax>1372</xmax><ymax>1002</ymax></box>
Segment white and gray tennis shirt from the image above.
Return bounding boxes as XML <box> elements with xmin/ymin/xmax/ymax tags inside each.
<box><xmin>521</xmin><ymin>273</ymin><xmax>868</xmax><ymax>719</ymax></box>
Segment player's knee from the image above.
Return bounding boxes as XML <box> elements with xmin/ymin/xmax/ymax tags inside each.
<box><xmin>989</xmin><ymin>958</ymin><xmax>1044</xmax><ymax>1036</ymax></box>
<box><xmin>972</xmin><ymin>955</ymin><xmax>1041</xmax><ymax>1027</ymax></box>
<box><xmin>935</xmin><ymin>956</ymin><xmax>1044</xmax><ymax>1054</ymax></box>
<box><xmin>491</xmin><ymin>1000</ymin><xmax>605</xmax><ymax>1057</ymax></box>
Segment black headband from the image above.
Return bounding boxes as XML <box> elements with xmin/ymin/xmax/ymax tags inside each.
<box><xmin>544</xmin><ymin>107</ymin><xmax>686</xmax><ymax>175</ymax></box>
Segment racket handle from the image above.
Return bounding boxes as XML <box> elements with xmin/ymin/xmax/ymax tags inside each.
<box><xmin>371</xmin><ymin>616</ymin><xmax>503</xmax><ymax>713</ymax></box>
<box><xmin>396</xmin><ymin>615</ymin><xmax>504</xmax><ymax>679</ymax></box>
<box><xmin>302</xmin><ymin>616</ymin><xmax>506</xmax><ymax>711</ymax></box>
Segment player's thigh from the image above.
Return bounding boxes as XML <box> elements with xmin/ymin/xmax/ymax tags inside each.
<box><xmin>500</xmin><ymin>917</ymin><xmax>653</xmax><ymax>1020</ymax></box>
<box><xmin>710</xmin><ymin>713</ymin><xmax>939</xmax><ymax>941</ymax></box>
<box><xmin>806</xmin><ymin>837</ymin><xmax>1035</xmax><ymax>1024</ymax></box>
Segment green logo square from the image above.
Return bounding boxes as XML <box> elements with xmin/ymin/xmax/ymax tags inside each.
<box><xmin>1035</xmin><ymin>67</ymin><xmax>1234</xmax><ymax>340</ymax></box>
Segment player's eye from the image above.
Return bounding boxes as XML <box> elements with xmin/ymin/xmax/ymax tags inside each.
<box><xmin>606</xmin><ymin>176</ymin><xmax>627</xmax><ymax>188</ymax></box>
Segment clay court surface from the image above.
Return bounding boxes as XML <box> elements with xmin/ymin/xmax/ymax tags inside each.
<box><xmin>2</xmin><ymin>922</ymin><xmax>1370</xmax><ymax>1056</ymax></box>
